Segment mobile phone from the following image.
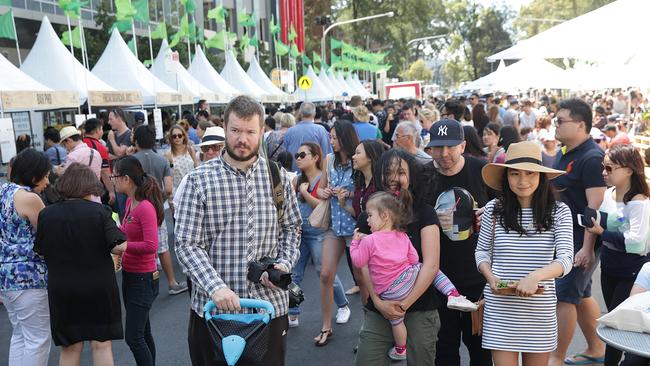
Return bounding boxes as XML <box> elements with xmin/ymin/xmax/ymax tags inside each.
<box><xmin>577</xmin><ymin>214</ymin><xmax>594</xmax><ymax>228</ymax></box>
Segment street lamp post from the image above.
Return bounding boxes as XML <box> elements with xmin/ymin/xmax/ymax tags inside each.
<box><xmin>404</xmin><ymin>34</ymin><xmax>447</xmax><ymax>73</ymax></box>
<box><xmin>320</xmin><ymin>11</ymin><xmax>394</xmax><ymax>65</ymax></box>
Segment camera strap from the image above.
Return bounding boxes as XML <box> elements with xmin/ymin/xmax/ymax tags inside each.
<box><xmin>267</xmin><ymin>159</ymin><xmax>285</xmax><ymax>222</ymax></box>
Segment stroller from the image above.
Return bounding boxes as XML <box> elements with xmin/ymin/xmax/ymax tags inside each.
<box><xmin>203</xmin><ymin>298</ymin><xmax>275</xmax><ymax>366</ymax></box>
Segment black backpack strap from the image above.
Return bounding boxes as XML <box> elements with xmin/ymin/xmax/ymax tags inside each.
<box><xmin>55</xmin><ymin>147</ymin><xmax>61</xmax><ymax>165</ymax></box>
<box><xmin>88</xmin><ymin>148</ymin><xmax>95</xmax><ymax>166</ymax></box>
<box><xmin>267</xmin><ymin>160</ymin><xmax>285</xmax><ymax>221</ymax></box>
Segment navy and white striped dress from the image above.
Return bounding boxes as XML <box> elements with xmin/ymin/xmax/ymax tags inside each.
<box><xmin>475</xmin><ymin>199</ymin><xmax>574</xmax><ymax>353</ymax></box>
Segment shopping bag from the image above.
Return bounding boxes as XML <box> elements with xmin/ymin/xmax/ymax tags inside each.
<box><xmin>308</xmin><ymin>200</ymin><xmax>331</xmax><ymax>229</ymax></box>
<box><xmin>597</xmin><ymin>292</ymin><xmax>650</xmax><ymax>333</ymax></box>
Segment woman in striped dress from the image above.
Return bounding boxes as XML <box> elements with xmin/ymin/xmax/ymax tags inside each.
<box><xmin>475</xmin><ymin>141</ymin><xmax>574</xmax><ymax>366</ymax></box>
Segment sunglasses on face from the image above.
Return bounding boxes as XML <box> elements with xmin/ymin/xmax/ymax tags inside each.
<box><xmin>201</xmin><ymin>144</ymin><xmax>222</xmax><ymax>153</ymax></box>
<box><xmin>604</xmin><ymin>164</ymin><xmax>624</xmax><ymax>174</ymax></box>
<box><xmin>294</xmin><ymin>152</ymin><xmax>311</xmax><ymax>160</ymax></box>
<box><xmin>109</xmin><ymin>174</ymin><xmax>125</xmax><ymax>180</ymax></box>
<box><xmin>171</xmin><ymin>134</ymin><xmax>183</xmax><ymax>139</ymax></box>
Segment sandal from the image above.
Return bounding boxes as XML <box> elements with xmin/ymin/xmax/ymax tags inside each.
<box><xmin>314</xmin><ymin>329</ymin><xmax>333</xmax><ymax>347</ymax></box>
<box><xmin>564</xmin><ymin>353</ymin><xmax>605</xmax><ymax>365</ymax></box>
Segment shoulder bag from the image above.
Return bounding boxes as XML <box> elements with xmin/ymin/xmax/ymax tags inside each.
<box><xmin>471</xmin><ymin>211</ymin><xmax>496</xmax><ymax>336</ymax></box>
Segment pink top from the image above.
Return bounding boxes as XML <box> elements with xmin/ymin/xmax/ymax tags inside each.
<box><xmin>350</xmin><ymin>231</ymin><xmax>419</xmax><ymax>294</ymax></box>
<box><xmin>65</xmin><ymin>142</ymin><xmax>102</xmax><ymax>178</ymax></box>
<box><xmin>120</xmin><ymin>198</ymin><xmax>159</xmax><ymax>273</ymax></box>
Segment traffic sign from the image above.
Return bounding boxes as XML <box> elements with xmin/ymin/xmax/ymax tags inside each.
<box><xmin>298</xmin><ymin>76</ymin><xmax>312</xmax><ymax>91</ymax></box>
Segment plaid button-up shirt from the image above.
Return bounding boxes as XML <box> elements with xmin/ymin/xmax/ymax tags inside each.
<box><xmin>175</xmin><ymin>155</ymin><xmax>301</xmax><ymax>318</ymax></box>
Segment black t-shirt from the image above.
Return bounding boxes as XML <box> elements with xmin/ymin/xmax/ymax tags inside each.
<box><xmin>432</xmin><ymin>156</ymin><xmax>491</xmax><ymax>289</ymax></box>
<box><xmin>357</xmin><ymin>201</ymin><xmax>442</xmax><ymax>313</ymax></box>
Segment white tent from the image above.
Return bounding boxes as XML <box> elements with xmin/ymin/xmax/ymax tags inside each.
<box><xmin>487</xmin><ymin>0</ymin><xmax>650</xmax><ymax>63</ymax></box>
<box><xmin>151</xmin><ymin>40</ymin><xmax>222</xmax><ymax>104</ymax></box>
<box><xmin>346</xmin><ymin>74</ymin><xmax>370</xmax><ymax>98</ymax></box>
<box><xmin>220</xmin><ymin>51</ymin><xmax>266</xmax><ymax>101</ymax></box>
<box><xmin>352</xmin><ymin>74</ymin><xmax>373</xmax><ymax>98</ymax></box>
<box><xmin>336</xmin><ymin>72</ymin><xmax>356</xmax><ymax>97</ymax></box>
<box><xmin>0</xmin><ymin>52</ymin><xmax>79</xmax><ymax>111</ymax></box>
<box><xmin>246</xmin><ymin>56</ymin><xmax>287</xmax><ymax>103</ymax></box>
<box><xmin>329</xmin><ymin>70</ymin><xmax>353</xmax><ymax>98</ymax></box>
<box><xmin>190</xmin><ymin>46</ymin><xmax>240</xmax><ymax>100</ymax></box>
<box><xmin>21</xmin><ymin>16</ymin><xmax>119</xmax><ymax>105</ymax></box>
<box><xmin>92</xmin><ymin>29</ymin><xmax>181</xmax><ymax>106</ymax></box>
<box><xmin>293</xmin><ymin>66</ymin><xmax>335</xmax><ymax>102</ymax></box>
<box><xmin>319</xmin><ymin>68</ymin><xmax>341</xmax><ymax>98</ymax></box>
<box><xmin>462</xmin><ymin>60</ymin><xmax>507</xmax><ymax>90</ymax></box>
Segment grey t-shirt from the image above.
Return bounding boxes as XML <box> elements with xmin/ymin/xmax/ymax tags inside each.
<box><xmin>107</xmin><ymin>129</ymin><xmax>132</xmax><ymax>156</ymax></box>
<box><xmin>133</xmin><ymin>149</ymin><xmax>171</xmax><ymax>190</ymax></box>
<box><xmin>503</xmin><ymin>109</ymin><xmax>518</xmax><ymax>127</ymax></box>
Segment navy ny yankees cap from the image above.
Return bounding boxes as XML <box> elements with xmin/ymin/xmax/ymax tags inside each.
<box><xmin>426</xmin><ymin>119</ymin><xmax>465</xmax><ymax>147</ymax></box>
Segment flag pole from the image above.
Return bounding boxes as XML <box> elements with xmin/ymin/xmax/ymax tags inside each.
<box><xmin>65</xmin><ymin>15</ymin><xmax>74</xmax><ymax>57</ymax></box>
<box><xmin>129</xmin><ymin>0</ymin><xmax>138</xmax><ymax>59</ymax></box>
<box><xmin>9</xmin><ymin>10</ymin><xmax>21</xmax><ymax>65</ymax></box>
<box><xmin>147</xmin><ymin>23</ymin><xmax>154</xmax><ymax>66</ymax></box>
<box><xmin>78</xmin><ymin>17</ymin><xmax>91</xmax><ymax>112</ymax></box>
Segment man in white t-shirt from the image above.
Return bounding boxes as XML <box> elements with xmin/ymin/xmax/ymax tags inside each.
<box><xmin>518</xmin><ymin>99</ymin><xmax>537</xmax><ymax>129</ymax></box>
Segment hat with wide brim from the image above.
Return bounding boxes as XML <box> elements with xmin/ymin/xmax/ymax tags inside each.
<box><xmin>59</xmin><ymin>126</ymin><xmax>80</xmax><ymax>141</ymax></box>
<box><xmin>481</xmin><ymin>141</ymin><xmax>565</xmax><ymax>191</ymax></box>
<box><xmin>195</xmin><ymin>126</ymin><xmax>225</xmax><ymax>147</ymax></box>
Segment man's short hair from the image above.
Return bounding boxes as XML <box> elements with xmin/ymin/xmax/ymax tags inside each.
<box><xmin>44</xmin><ymin>127</ymin><xmax>61</xmax><ymax>143</ymax></box>
<box><xmin>315</xmin><ymin>106</ymin><xmax>323</xmax><ymax>120</ymax></box>
<box><xmin>350</xmin><ymin>95</ymin><xmax>362</xmax><ymax>107</ymax></box>
<box><xmin>402</xmin><ymin>102</ymin><xmax>414</xmax><ymax>111</ymax></box>
<box><xmin>444</xmin><ymin>98</ymin><xmax>465</xmax><ymax>121</ymax></box>
<box><xmin>299</xmin><ymin>102</ymin><xmax>316</xmax><ymax>119</ymax></box>
<box><xmin>471</xmin><ymin>93</ymin><xmax>480</xmax><ymax>98</ymax></box>
<box><xmin>559</xmin><ymin>98</ymin><xmax>593</xmax><ymax>131</ymax></box>
<box><xmin>197</xmin><ymin>110</ymin><xmax>210</xmax><ymax>119</ymax></box>
<box><xmin>83</xmin><ymin>118</ymin><xmax>103</xmax><ymax>135</ymax></box>
<box><xmin>198</xmin><ymin>119</ymin><xmax>215</xmax><ymax>131</ymax></box>
<box><xmin>133</xmin><ymin>125</ymin><xmax>156</xmax><ymax>149</ymax></box>
<box><xmin>372</xmin><ymin>99</ymin><xmax>384</xmax><ymax>107</ymax></box>
<box><xmin>224</xmin><ymin>95</ymin><xmax>265</xmax><ymax>128</ymax></box>
<box><xmin>396</xmin><ymin>121</ymin><xmax>418</xmax><ymax>145</ymax></box>
<box><xmin>604</xmin><ymin>124</ymin><xmax>617</xmax><ymax>132</ymax></box>
<box><xmin>265</xmin><ymin>116</ymin><xmax>276</xmax><ymax>130</ymax></box>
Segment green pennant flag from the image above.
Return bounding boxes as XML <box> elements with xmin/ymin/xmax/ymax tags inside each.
<box><xmin>237</xmin><ymin>11</ymin><xmax>255</xmax><ymax>27</ymax></box>
<box><xmin>288</xmin><ymin>24</ymin><xmax>297</xmax><ymax>42</ymax></box>
<box><xmin>150</xmin><ymin>21</ymin><xmax>167</xmax><ymax>39</ymax></box>
<box><xmin>109</xmin><ymin>19</ymin><xmax>132</xmax><ymax>33</ymax></box>
<box><xmin>115</xmin><ymin>0</ymin><xmax>136</xmax><ymax>20</ymax></box>
<box><xmin>180</xmin><ymin>0</ymin><xmax>196</xmax><ymax>13</ymax></box>
<box><xmin>290</xmin><ymin>43</ymin><xmax>300</xmax><ymax>58</ymax></box>
<box><xmin>178</xmin><ymin>13</ymin><xmax>189</xmax><ymax>38</ymax></box>
<box><xmin>58</xmin><ymin>0</ymin><xmax>88</xmax><ymax>19</ymax></box>
<box><xmin>0</xmin><ymin>10</ymin><xmax>15</xmax><ymax>40</ymax></box>
<box><xmin>330</xmin><ymin>38</ymin><xmax>341</xmax><ymax>49</ymax></box>
<box><xmin>169</xmin><ymin>32</ymin><xmax>181</xmax><ymax>47</ymax></box>
<box><xmin>197</xmin><ymin>26</ymin><xmax>204</xmax><ymax>44</ymax></box>
<box><xmin>188</xmin><ymin>19</ymin><xmax>196</xmax><ymax>42</ymax></box>
<box><xmin>302</xmin><ymin>54</ymin><xmax>311</xmax><ymax>65</ymax></box>
<box><xmin>274</xmin><ymin>38</ymin><xmax>288</xmax><ymax>56</ymax></box>
<box><xmin>207</xmin><ymin>6</ymin><xmax>227</xmax><ymax>24</ymax></box>
<box><xmin>127</xmin><ymin>37</ymin><xmax>136</xmax><ymax>55</ymax></box>
<box><xmin>249</xmin><ymin>31</ymin><xmax>258</xmax><ymax>48</ymax></box>
<box><xmin>312</xmin><ymin>51</ymin><xmax>321</xmax><ymax>65</ymax></box>
<box><xmin>239</xmin><ymin>33</ymin><xmax>250</xmax><ymax>51</ymax></box>
<box><xmin>204</xmin><ymin>31</ymin><xmax>236</xmax><ymax>51</ymax></box>
<box><xmin>269</xmin><ymin>14</ymin><xmax>280</xmax><ymax>36</ymax></box>
<box><xmin>143</xmin><ymin>59</ymin><xmax>153</xmax><ymax>67</ymax></box>
<box><xmin>0</xmin><ymin>0</ymin><xmax>12</xmax><ymax>6</ymax></box>
<box><xmin>61</xmin><ymin>26</ymin><xmax>82</xmax><ymax>48</ymax></box>
<box><xmin>132</xmin><ymin>0</ymin><xmax>148</xmax><ymax>22</ymax></box>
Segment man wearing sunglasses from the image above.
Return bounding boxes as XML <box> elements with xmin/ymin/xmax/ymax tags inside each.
<box><xmin>550</xmin><ymin>98</ymin><xmax>607</xmax><ymax>366</ymax></box>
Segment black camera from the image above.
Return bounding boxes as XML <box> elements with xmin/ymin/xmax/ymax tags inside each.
<box><xmin>247</xmin><ymin>257</ymin><xmax>305</xmax><ymax>307</ymax></box>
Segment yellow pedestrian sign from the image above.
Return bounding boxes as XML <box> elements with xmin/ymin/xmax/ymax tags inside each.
<box><xmin>298</xmin><ymin>76</ymin><xmax>312</xmax><ymax>91</ymax></box>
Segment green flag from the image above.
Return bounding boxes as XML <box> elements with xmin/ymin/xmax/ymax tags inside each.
<box><xmin>0</xmin><ymin>10</ymin><xmax>15</xmax><ymax>40</ymax></box>
<box><xmin>150</xmin><ymin>22</ymin><xmax>167</xmax><ymax>39</ymax></box>
<box><xmin>207</xmin><ymin>6</ymin><xmax>227</xmax><ymax>24</ymax></box>
<box><xmin>330</xmin><ymin>38</ymin><xmax>341</xmax><ymax>49</ymax></box>
<box><xmin>58</xmin><ymin>0</ymin><xmax>88</xmax><ymax>19</ymax></box>
<box><xmin>237</xmin><ymin>11</ymin><xmax>255</xmax><ymax>27</ymax></box>
<box><xmin>169</xmin><ymin>32</ymin><xmax>181</xmax><ymax>47</ymax></box>
<box><xmin>143</xmin><ymin>59</ymin><xmax>153</xmax><ymax>67</ymax></box>
<box><xmin>312</xmin><ymin>51</ymin><xmax>321</xmax><ymax>65</ymax></box>
<box><xmin>239</xmin><ymin>33</ymin><xmax>250</xmax><ymax>51</ymax></box>
<box><xmin>180</xmin><ymin>0</ymin><xmax>196</xmax><ymax>13</ymax></box>
<box><xmin>0</xmin><ymin>0</ymin><xmax>11</xmax><ymax>6</ymax></box>
<box><xmin>249</xmin><ymin>31</ymin><xmax>258</xmax><ymax>48</ymax></box>
<box><xmin>127</xmin><ymin>37</ymin><xmax>136</xmax><ymax>55</ymax></box>
<box><xmin>132</xmin><ymin>0</ymin><xmax>148</xmax><ymax>22</ymax></box>
<box><xmin>115</xmin><ymin>0</ymin><xmax>136</xmax><ymax>20</ymax></box>
<box><xmin>61</xmin><ymin>26</ymin><xmax>82</xmax><ymax>48</ymax></box>
<box><xmin>204</xmin><ymin>31</ymin><xmax>236</xmax><ymax>51</ymax></box>
<box><xmin>302</xmin><ymin>54</ymin><xmax>311</xmax><ymax>65</ymax></box>
<box><xmin>290</xmin><ymin>43</ymin><xmax>299</xmax><ymax>58</ymax></box>
<box><xmin>197</xmin><ymin>26</ymin><xmax>204</xmax><ymax>44</ymax></box>
<box><xmin>178</xmin><ymin>13</ymin><xmax>189</xmax><ymax>38</ymax></box>
<box><xmin>188</xmin><ymin>19</ymin><xmax>196</xmax><ymax>42</ymax></box>
<box><xmin>288</xmin><ymin>24</ymin><xmax>297</xmax><ymax>42</ymax></box>
<box><xmin>269</xmin><ymin>15</ymin><xmax>280</xmax><ymax>36</ymax></box>
<box><xmin>109</xmin><ymin>19</ymin><xmax>131</xmax><ymax>33</ymax></box>
<box><xmin>274</xmin><ymin>38</ymin><xmax>288</xmax><ymax>56</ymax></box>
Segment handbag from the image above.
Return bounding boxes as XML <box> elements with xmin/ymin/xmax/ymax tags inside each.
<box><xmin>471</xmin><ymin>213</ymin><xmax>496</xmax><ymax>336</ymax></box>
<box><xmin>309</xmin><ymin>200</ymin><xmax>331</xmax><ymax>229</ymax></box>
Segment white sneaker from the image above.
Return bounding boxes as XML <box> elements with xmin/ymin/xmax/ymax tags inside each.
<box><xmin>288</xmin><ymin>315</ymin><xmax>299</xmax><ymax>328</ymax></box>
<box><xmin>335</xmin><ymin>305</ymin><xmax>351</xmax><ymax>324</ymax></box>
<box><xmin>447</xmin><ymin>295</ymin><xmax>478</xmax><ymax>312</ymax></box>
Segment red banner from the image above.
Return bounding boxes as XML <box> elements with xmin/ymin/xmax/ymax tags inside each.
<box><xmin>279</xmin><ymin>0</ymin><xmax>305</xmax><ymax>53</ymax></box>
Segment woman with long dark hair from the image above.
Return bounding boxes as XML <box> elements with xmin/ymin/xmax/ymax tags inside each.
<box><xmin>476</xmin><ymin>141</ymin><xmax>574</xmax><ymax>366</ymax></box>
<box><xmin>584</xmin><ymin>145</ymin><xmax>650</xmax><ymax>366</ymax></box>
<box><xmin>463</xmin><ymin>125</ymin><xmax>487</xmax><ymax>160</ymax></box>
<box><xmin>472</xmin><ymin>103</ymin><xmax>490</xmax><ymax>137</ymax></box>
<box><xmin>288</xmin><ymin>142</ymin><xmax>349</xmax><ymax>328</ymax></box>
<box><xmin>354</xmin><ymin>149</ymin><xmax>442</xmax><ymax>365</ymax></box>
<box><xmin>112</xmin><ymin>156</ymin><xmax>164</xmax><ymax>366</ymax></box>
<box><xmin>493</xmin><ymin>125</ymin><xmax>521</xmax><ymax>164</ymax></box>
<box><xmin>315</xmin><ymin>120</ymin><xmax>359</xmax><ymax>346</ymax></box>
<box><xmin>483</xmin><ymin>122</ymin><xmax>501</xmax><ymax>163</ymax></box>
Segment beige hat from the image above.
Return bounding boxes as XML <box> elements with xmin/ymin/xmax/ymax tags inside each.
<box><xmin>481</xmin><ymin>141</ymin><xmax>565</xmax><ymax>191</ymax></box>
<box><xmin>59</xmin><ymin>126</ymin><xmax>80</xmax><ymax>141</ymax></box>
<box><xmin>195</xmin><ymin>126</ymin><xmax>225</xmax><ymax>147</ymax></box>
<box><xmin>352</xmin><ymin>106</ymin><xmax>370</xmax><ymax>122</ymax></box>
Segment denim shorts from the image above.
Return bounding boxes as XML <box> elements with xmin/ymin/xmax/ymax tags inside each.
<box><xmin>555</xmin><ymin>259</ymin><xmax>599</xmax><ymax>305</ymax></box>
<box><xmin>323</xmin><ymin>229</ymin><xmax>352</xmax><ymax>247</ymax></box>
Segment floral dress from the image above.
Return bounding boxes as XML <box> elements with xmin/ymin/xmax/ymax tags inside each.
<box><xmin>0</xmin><ymin>183</ymin><xmax>47</xmax><ymax>292</ymax></box>
<box><xmin>172</xmin><ymin>153</ymin><xmax>195</xmax><ymax>196</ymax></box>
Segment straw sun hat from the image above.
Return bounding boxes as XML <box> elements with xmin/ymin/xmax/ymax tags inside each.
<box><xmin>481</xmin><ymin>141</ymin><xmax>565</xmax><ymax>191</ymax></box>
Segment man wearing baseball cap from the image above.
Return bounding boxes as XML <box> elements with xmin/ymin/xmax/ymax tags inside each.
<box><xmin>427</xmin><ymin>119</ymin><xmax>493</xmax><ymax>366</ymax></box>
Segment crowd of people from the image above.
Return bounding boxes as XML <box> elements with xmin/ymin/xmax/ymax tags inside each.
<box><xmin>1</xmin><ymin>90</ymin><xmax>650</xmax><ymax>366</ymax></box>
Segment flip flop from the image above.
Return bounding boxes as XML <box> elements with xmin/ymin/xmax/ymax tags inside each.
<box><xmin>564</xmin><ymin>353</ymin><xmax>605</xmax><ymax>365</ymax></box>
<box><xmin>314</xmin><ymin>329</ymin><xmax>333</xmax><ymax>347</ymax></box>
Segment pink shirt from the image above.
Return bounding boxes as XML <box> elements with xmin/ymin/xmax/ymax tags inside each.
<box><xmin>120</xmin><ymin>198</ymin><xmax>159</xmax><ymax>273</ymax></box>
<box><xmin>350</xmin><ymin>231</ymin><xmax>419</xmax><ymax>294</ymax></box>
<box><xmin>65</xmin><ymin>142</ymin><xmax>102</xmax><ymax>178</ymax></box>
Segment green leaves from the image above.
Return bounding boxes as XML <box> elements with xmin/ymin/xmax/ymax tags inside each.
<box><xmin>61</xmin><ymin>25</ymin><xmax>82</xmax><ymax>48</ymax></box>
<box><xmin>0</xmin><ymin>10</ymin><xmax>15</xmax><ymax>40</ymax></box>
<box><xmin>207</xmin><ymin>6</ymin><xmax>227</xmax><ymax>24</ymax></box>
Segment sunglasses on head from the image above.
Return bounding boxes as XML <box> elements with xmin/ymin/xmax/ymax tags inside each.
<box><xmin>294</xmin><ymin>152</ymin><xmax>311</xmax><ymax>160</ymax></box>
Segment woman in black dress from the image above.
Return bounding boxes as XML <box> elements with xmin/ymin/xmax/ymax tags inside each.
<box><xmin>35</xmin><ymin>163</ymin><xmax>127</xmax><ymax>366</ymax></box>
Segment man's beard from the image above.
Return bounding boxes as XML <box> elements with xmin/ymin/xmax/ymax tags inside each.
<box><xmin>225</xmin><ymin>142</ymin><xmax>259</xmax><ymax>162</ymax></box>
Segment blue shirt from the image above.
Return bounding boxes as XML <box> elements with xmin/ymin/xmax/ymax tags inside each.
<box><xmin>327</xmin><ymin>154</ymin><xmax>355</xmax><ymax>237</ymax></box>
<box><xmin>283</xmin><ymin>121</ymin><xmax>332</xmax><ymax>171</ymax></box>
<box><xmin>45</xmin><ymin>144</ymin><xmax>67</xmax><ymax>166</ymax></box>
<box><xmin>552</xmin><ymin>137</ymin><xmax>606</xmax><ymax>251</ymax></box>
<box><xmin>188</xmin><ymin>127</ymin><xmax>200</xmax><ymax>145</ymax></box>
<box><xmin>353</xmin><ymin>121</ymin><xmax>380</xmax><ymax>142</ymax></box>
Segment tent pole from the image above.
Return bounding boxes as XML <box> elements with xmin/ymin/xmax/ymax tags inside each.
<box><xmin>10</xmin><ymin>10</ymin><xmax>21</xmax><ymax>65</ymax></box>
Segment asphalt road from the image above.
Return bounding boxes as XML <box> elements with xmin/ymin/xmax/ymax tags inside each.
<box><xmin>0</xmin><ymin>211</ymin><xmax>605</xmax><ymax>365</ymax></box>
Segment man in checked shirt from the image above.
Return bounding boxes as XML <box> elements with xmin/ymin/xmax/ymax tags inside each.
<box><xmin>175</xmin><ymin>95</ymin><xmax>302</xmax><ymax>366</ymax></box>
